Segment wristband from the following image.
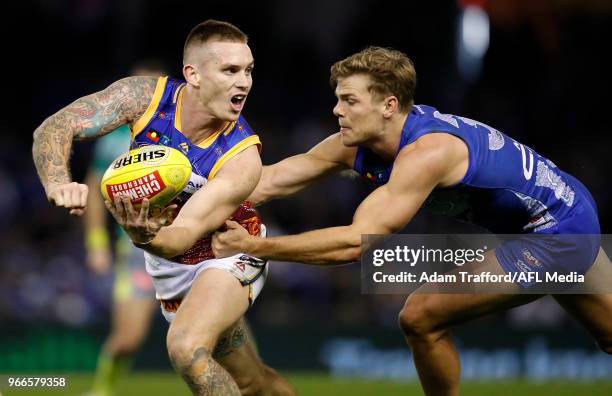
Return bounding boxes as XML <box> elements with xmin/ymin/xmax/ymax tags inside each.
<box><xmin>86</xmin><ymin>227</ymin><xmax>110</xmax><ymax>250</ymax></box>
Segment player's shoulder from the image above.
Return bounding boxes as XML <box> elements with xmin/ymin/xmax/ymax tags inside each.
<box><xmin>109</xmin><ymin>75</ymin><xmax>159</xmax><ymax>96</ymax></box>
<box><xmin>403</xmin><ymin>132</ymin><xmax>462</xmax><ymax>158</ymax></box>
<box><xmin>395</xmin><ymin>133</ymin><xmax>466</xmax><ymax>179</ymax></box>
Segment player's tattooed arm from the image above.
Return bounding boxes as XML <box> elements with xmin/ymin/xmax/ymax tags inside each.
<box><xmin>32</xmin><ymin>76</ymin><xmax>157</xmax><ymax>192</ymax></box>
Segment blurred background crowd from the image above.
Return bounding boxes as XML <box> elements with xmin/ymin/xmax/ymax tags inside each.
<box><xmin>5</xmin><ymin>0</ymin><xmax>612</xmax><ymax>378</ymax></box>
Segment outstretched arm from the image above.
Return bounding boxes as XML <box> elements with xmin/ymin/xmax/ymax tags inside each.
<box><xmin>249</xmin><ymin>133</ymin><xmax>356</xmax><ymax>206</ymax></box>
<box><xmin>213</xmin><ymin>134</ymin><xmax>467</xmax><ymax>264</ymax></box>
<box><xmin>107</xmin><ymin>145</ymin><xmax>262</xmax><ymax>259</ymax></box>
<box><xmin>32</xmin><ymin>76</ymin><xmax>157</xmax><ymax>215</ymax></box>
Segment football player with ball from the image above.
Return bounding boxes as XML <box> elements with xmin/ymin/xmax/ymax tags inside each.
<box><xmin>33</xmin><ymin>20</ymin><xmax>294</xmax><ymax>396</ymax></box>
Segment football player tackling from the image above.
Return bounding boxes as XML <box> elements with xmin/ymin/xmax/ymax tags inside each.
<box><xmin>212</xmin><ymin>47</ymin><xmax>612</xmax><ymax>396</ymax></box>
<box><xmin>33</xmin><ymin>20</ymin><xmax>294</xmax><ymax>396</ymax></box>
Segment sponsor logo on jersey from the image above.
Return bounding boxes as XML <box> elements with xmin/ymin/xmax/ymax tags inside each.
<box><xmin>106</xmin><ymin>170</ymin><xmax>166</xmax><ymax>203</ymax></box>
<box><xmin>184</xmin><ymin>173</ymin><xmax>207</xmax><ymax>193</ymax></box>
<box><xmin>521</xmin><ymin>248</ymin><xmax>541</xmax><ymax>267</ymax></box>
<box><xmin>234</xmin><ymin>262</ymin><xmax>246</xmax><ymax>272</ymax></box>
<box><xmin>514</xmin><ymin>259</ymin><xmax>532</xmax><ymax>273</ymax></box>
<box><xmin>238</xmin><ymin>255</ymin><xmax>265</xmax><ymax>267</ymax></box>
<box><xmin>174</xmin><ymin>173</ymin><xmax>207</xmax><ymax>205</ymax></box>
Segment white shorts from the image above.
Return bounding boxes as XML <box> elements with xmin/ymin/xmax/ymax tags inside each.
<box><xmin>145</xmin><ymin>251</ymin><xmax>268</xmax><ymax>323</ymax></box>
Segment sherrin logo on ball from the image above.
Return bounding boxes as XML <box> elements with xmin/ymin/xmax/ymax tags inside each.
<box><xmin>101</xmin><ymin>145</ymin><xmax>192</xmax><ymax>210</ymax></box>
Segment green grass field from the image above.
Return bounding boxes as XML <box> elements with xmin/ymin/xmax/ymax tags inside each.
<box><xmin>2</xmin><ymin>372</ymin><xmax>611</xmax><ymax>396</ymax></box>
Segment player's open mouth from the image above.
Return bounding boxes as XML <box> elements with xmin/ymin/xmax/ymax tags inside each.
<box><xmin>230</xmin><ymin>94</ymin><xmax>246</xmax><ymax>111</ymax></box>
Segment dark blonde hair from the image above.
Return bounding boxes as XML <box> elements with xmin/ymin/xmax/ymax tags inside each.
<box><xmin>183</xmin><ymin>20</ymin><xmax>248</xmax><ymax>63</ymax></box>
<box><xmin>330</xmin><ymin>47</ymin><xmax>417</xmax><ymax>112</ymax></box>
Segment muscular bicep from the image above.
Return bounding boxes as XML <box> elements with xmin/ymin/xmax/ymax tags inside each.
<box><xmin>351</xmin><ymin>181</ymin><xmax>432</xmax><ymax>236</ymax></box>
<box><xmin>41</xmin><ymin>76</ymin><xmax>157</xmax><ymax>141</ymax></box>
<box><xmin>168</xmin><ymin>145</ymin><xmax>262</xmax><ymax>239</ymax></box>
<box><xmin>351</xmin><ymin>143</ymin><xmax>452</xmax><ymax>236</ymax></box>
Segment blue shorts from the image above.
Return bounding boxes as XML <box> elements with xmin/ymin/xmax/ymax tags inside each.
<box><xmin>496</xmin><ymin>176</ymin><xmax>600</xmax><ymax>288</ymax></box>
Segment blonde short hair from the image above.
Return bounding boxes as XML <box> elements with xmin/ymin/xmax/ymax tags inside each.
<box><xmin>330</xmin><ymin>47</ymin><xmax>417</xmax><ymax>112</ymax></box>
<box><xmin>183</xmin><ymin>20</ymin><xmax>248</xmax><ymax>64</ymax></box>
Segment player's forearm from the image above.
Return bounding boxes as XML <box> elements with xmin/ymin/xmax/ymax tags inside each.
<box><xmin>249</xmin><ymin>164</ymin><xmax>294</xmax><ymax>206</ymax></box>
<box><xmin>32</xmin><ymin>115</ymin><xmax>75</xmax><ymax>192</ymax></box>
<box><xmin>137</xmin><ymin>225</ymin><xmax>193</xmax><ymax>258</ymax></box>
<box><xmin>141</xmin><ymin>206</ymin><xmax>238</xmax><ymax>259</ymax></box>
<box><xmin>34</xmin><ymin>77</ymin><xmax>157</xmax><ymax>193</ymax></box>
<box><xmin>245</xmin><ymin>226</ymin><xmax>361</xmax><ymax>265</ymax></box>
<box><xmin>249</xmin><ymin>158</ymin><xmax>321</xmax><ymax>206</ymax></box>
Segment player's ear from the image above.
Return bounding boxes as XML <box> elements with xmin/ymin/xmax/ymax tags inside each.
<box><xmin>183</xmin><ymin>64</ymin><xmax>200</xmax><ymax>87</ymax></box>
<box><xmin>382</xmin><ymin>96</ymin><xmax>399</xmax><ymax>118</ymax></box>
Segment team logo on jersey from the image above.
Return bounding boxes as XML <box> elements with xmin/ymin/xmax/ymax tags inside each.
<box><xmin>179</xmin><ymin>142</ymin><xmax>189</xmax><ymax>154</ymax></box>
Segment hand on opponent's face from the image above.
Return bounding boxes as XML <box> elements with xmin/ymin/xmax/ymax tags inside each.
<box><xmin>105</xmin><ymin>196</ymin><xmax>176</xmax><ymax>245</ymax></box>
<box><xmin>212</xmin><ymin>220</ymin><xmax>252</xmax><ymax>258</ymax></box>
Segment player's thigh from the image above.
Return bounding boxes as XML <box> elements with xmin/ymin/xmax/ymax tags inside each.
<box><xmin>553</xmin><ymin>248</ymin><xmax>612</xmax><ymax>347</ymax></box>
<box><xmin>401</xmin><ymin>250</ymin><xmax>541</xmax><ymax>333</ymax></box>
<box><xmin>167</xmin><ymin>268</ymin><xmax>250</xmax><ymax>347</ymax></box>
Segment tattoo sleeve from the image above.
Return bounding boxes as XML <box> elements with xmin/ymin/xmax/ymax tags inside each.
<box><xmin>32</xmin><ymin>76</ymin><xmax>157</xmax><ymax>192</ymax></box>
